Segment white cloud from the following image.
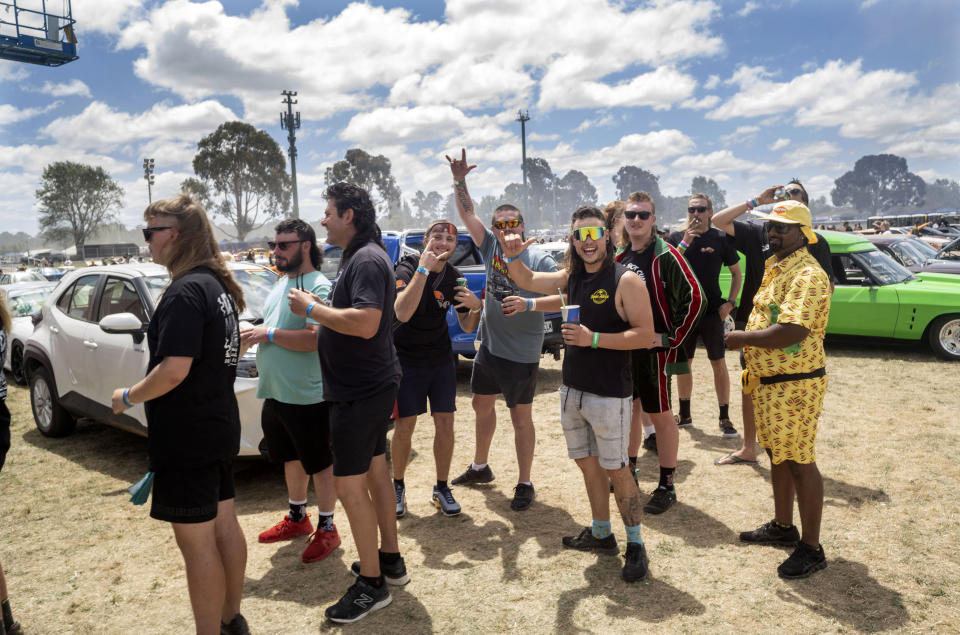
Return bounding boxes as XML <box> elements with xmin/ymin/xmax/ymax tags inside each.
<box><xmin>738</xmin><ymin>2</ymin><xmax>761</xmax><ymax>17</ymax></box>
<box><xmin>0</xmin><ymin>102</ymin><xmax>60</xmax><ymax>127</ymax></box>
<box><xmin>860</xmin><ymin>0</ymin><xmax>880</xmax><ymax>9</ymax></box>
<box><xmin>0</xmin><ymin>143</ymin><xmax>126</xmax><ymax>174</ymax></box>
<box><xmin>719</xmin><ymin>125</ymin><xmax>760</xmax><ymax>145</ymax></box>
<box><xmin>0</xmin><ymin>61</ymin><xmax>29</xmax><ymax>83</ymax></box>
<box><xmin>36</xmin><ymin>79</ymin><xmax>92</xmax><ymax>98</ymax></box>
<box><xmin>72</xmin><ymin>0</ymin><xmax>143</xmax><ymax>34</ymax></box>
<box><xmin>769</xmin><ymin>137</ymin><xmax>790</xmax><ymax>151</ymax></box>
<box><xmin>341</xmin><ymin>106</ymin><xmax>470</xmax><ymax>145</ymax></box>
<box><xmin>704</xmin><ymin>74</ymin><xmax>720</xmax><ymax>90</ymax></box>
<box><xmin>574</xmin><ymin>114</ymin><xmax>615</xmax><ymax>133</ymax></box>
<box><xmin>670</xmin><ymin>150</ymin><xmax>757</xmax><ymax>174</ymax></box>
<box><xmin>681</xmin><ymin>95</ymin><xmax>720</xmax><ymax>110</ymax></box>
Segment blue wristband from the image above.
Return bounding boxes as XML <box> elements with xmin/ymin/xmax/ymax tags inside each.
<box><xmin>267</xmin><ymin>327</ymin><xmax>276</xmax><ymax>343</ymax></box>
<box><xmin>306</xmin><ymin>302</ymin><xmax>316</xmax><ymax>318</ymax></box>
<box><xmin>416</xmin><ymin>265</ymin><xmax>428</xmax><ymax>275</ymax></box>
<box><xmin>122</xmin><ymin>388</ymin><xmax>132</xmax><ymax>407</ymax></box>
<box><xmin>505</xmin><ymin>255</ymin><xmax>520</xmax><ymax>264</ymax></box>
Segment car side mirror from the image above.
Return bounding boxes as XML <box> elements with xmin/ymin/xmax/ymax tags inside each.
<box><xmin>100</xmin><ymin>312</ymin><xmax>146</xmax><ymax>344</ymax></box>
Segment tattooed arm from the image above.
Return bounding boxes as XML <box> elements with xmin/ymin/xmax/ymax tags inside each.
<box><xmin>446</xmin><ymin>148</ymin><xmax>485</xmax><ymax>246</ymax></box>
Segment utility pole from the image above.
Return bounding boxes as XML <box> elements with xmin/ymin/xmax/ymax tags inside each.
<box><xmin>516</xmin><ymin>110</ymin><xmax>530</xmax><ymax>219</ymax></box>
<box><xmin>142</xmin><ymin>158</ymin><xmax>155</xmax><ymax>204</ymax></box>
<box><xmin>281</xmin><ymin>90</ymin><xmax>301</xmax><ymax>218</ymax></box>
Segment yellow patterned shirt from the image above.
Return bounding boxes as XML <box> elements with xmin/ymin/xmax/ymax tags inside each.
<box><xmin>743</xmin><ymin>248</ymin><xmax>831</xmax><ymax>377</ymax></box>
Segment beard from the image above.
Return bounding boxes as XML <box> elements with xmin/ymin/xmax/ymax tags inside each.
<box><xmin>276</xmin><ymin>249</ymin><xmax>304</xmax><ymax>273</ymax></box>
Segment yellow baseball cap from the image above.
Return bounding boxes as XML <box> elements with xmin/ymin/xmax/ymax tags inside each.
<box><xmin>754</xmin><ymin>200</ymin><xmax>818</xmax><ymax>244</ymax></box>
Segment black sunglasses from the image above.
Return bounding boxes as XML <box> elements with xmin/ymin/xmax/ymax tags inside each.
<box><xmin>268</xmin><ymin>239</ymin><xmax>306</xmax><ymax>251</ymax></box>
<box><xmin>142</xmin><ymin>226</ymin><xmax>174</xmax><ymax>241</ymax></box>
<box><xmin>688</xmin><ymin>206</ymin><xmax>710</xmax><ymax>214</ymax></box>
<box><xmin>785</xmin><ymin>187</ymin><xmax>804</xmax><ymax>198</ymax></box>
<box><xmin>765</xmin><ymin>222</ymin><xmax>795</xmax><ymax>234</ymax></box>
<box><xmin>624</xmin><ymin>210</ymin><xmax>652</xmax><ymax>220</ymax></box>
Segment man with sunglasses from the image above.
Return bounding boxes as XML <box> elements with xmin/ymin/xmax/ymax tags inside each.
<box><xmin>239</xmin><ymin>220</ymin><xmax>342</xmax><ymax>565</ymax></box>
<box><xmin>447</xmin><ymin>149</ymin><xmax>558</xmax><ymax>512</ymax></box>
<box><xmin>724</xmin><ymin>200</ymin><xmax>831</xmax><ymax>579</ymax></box>
<box><xmin>710</xmin><ymin>180</ymin><xmax>833</xmax><ymax>466</ymax></box>
<box><xmin>615</xmin><ymin>191</ymin><xmax>704</xmax><ymax>515</ymax></box>
<box><xmin>495</xmin><ymin>205</ymin><xmax>655</xmax><ymax>582</ymax></box>
<box><xmin>666</xmin><ymin>194</ymin><xmax>742</xmax><ymax>439</ymax></box>
<box><xmin>391</xmin><ymin>220</ymin><xmax>482</xmax><ymax>518</ymax></box>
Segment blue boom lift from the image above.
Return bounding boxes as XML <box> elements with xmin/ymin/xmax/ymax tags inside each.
<box><xmin>0</xmin><ymin>0</ymin><xmax>77</xmax><ymax>66</ymax></box>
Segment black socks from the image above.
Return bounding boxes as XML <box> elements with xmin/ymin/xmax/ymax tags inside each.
<box><xmin>289</xmin><ymin>501</ymin><xmax>307</xmax><ymax>523</ymax></box>
<box><xmin>658</xmin><ymin>466</ymin><xmax>676</xmax><ymax>490</ymax></box>
<box><xmin>719</xmin><ymin>403</ymin><xmax>729</xmax><ymax>420</ymax></box>
<box><xmin>679</xmin><ymin>399</ymin><xmax>691</xmax><ymax>418</ymax></box>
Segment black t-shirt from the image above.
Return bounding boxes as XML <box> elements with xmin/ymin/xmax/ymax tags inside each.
<box><xmin>667</xmin><ymin>227</ymin><xmax>739</xmax><ymax>311</ymax></box>
<box><xmin>730</xmin><ymin>220</ymin><xmax>834</xmax><ymax>324</ymax></box>
<box><xmin>317</xmin><ymin>242</ymin><xmax>402</xmax><ymax>402</ymax></box>
<box><xmin>393</xmin><ymin>254</ymin><xmax>468</xmax><ymax>366</ymax></box>
<box><xmin>145</xmin><ymin>267</ymin><xmax>241</xmax><ymax>470</ymax></box>
<box><xmin>618</xmin><ymin>246</ymin><xmax>664</xmax><ymax>334</ymax></box>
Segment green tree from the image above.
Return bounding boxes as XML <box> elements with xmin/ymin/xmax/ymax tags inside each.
<box><xmin>411</xmin><ymin>190</ymin><xmax>443</xmax><ymax>225</ymax></box>
<box><xmin>613</xmin><ymin>166</ymin><xmax>663</xmax><ymax>209</ymax></box>
<box><xmin>556</xmin><ymin>170</ymin><xmax>598</xmax><ymax>222</ymax></box>
<box><xmin>324</xmin><ymin>148</ymin><xmax>402</xmax><ymax>227</ymax></box>
<box><xmin>690</xmin><ymin>176</ymin><xmax>726</xmax><ymax>209</ymax></box>
<box><xmin>185</xmin><ymin>121</ymin><xmax>291</xmax><ymax>241</ymax></box>
<box><xmin>923</xmin><ymin>178</ymin><xmax>960</xmax><ymax>210</ymax></box>
<box><xmin>35</xmin><ymin>161</ymin><xmax>124</xmax><ymax>255</ymax></box>
<box><xmin>831</xmin><ymin>154</ymin><xmax>925</xmax><ymax>212</ymax></box>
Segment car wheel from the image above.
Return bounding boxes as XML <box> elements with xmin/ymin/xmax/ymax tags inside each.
<box><xmin>10</xmin><ymin>341</ymin><xmax>26</xmax><ymax>384</ymax></box>
<box><xmin>29</xmin><ymin>366</ymin><xmax>77</xmax><ymax>437</ymax></box>
<box><xmin>927</xmin><ymin>315</ymin><xmax>960</xmax><ymax>361</ymax></box>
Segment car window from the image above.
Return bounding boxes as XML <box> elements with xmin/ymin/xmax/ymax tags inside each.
<box><xmin>9</xmin><ymin>287</ymin><xmax>55</xmax><ymax>317</ymax></box>
<box><xmin>97</xmin><ymin>277</ymin><xmax>147</xmax><ymax>322</ymax></box>
<box><xmin>843</xmin><ymin>251</ymin><xmax>913</xmax><ymax>286</ymax></box>
<box><xmin>0</xmin><ymin>274</ymin><xmax>8</xmax><ymax>284</ymax></box>
<box><xmin>143</xmin><ymin>268</ymin><xmax>277</xmax><ymax>323</ymax></box>
<box><xmin>321</xmin><ymin>247</ymin><xmax>342</xmax><ymax>278</ymax></box>
<box><xmin>64</xmin><ymin>275</ymin><xmax>100</xmax><ymax>321</ymax></box>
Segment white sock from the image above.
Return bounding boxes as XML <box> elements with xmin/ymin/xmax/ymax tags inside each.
<box><xmin>471</xmin><ymin>462</ymin><xmax>487</xmax><ymax>471</ymax></box>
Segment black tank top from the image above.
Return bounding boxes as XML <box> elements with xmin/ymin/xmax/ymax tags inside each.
<box><xmin>562</xmin><ymin>262</ymin><xmax>632</xmax><ymax>398</ymax></box>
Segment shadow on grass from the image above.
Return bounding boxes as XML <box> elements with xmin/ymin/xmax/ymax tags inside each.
<box><xmin>556</xmin><ymin>559</ymin><xmax>705</xmax><ymax>632</ymax></box>
<box><xmin>823</xmin><ymin>336</ymin><xmax>933</xmax><ymax>362</ymax></box>
<box><xmin>749</xmin><ymin>463</ymin><xmax>890</xmax><ymax>509</ymax></box>
<box><xmin>776</xmin><ymin>557</ymin><xmax>909</xmax><ymax>632</ymax></box>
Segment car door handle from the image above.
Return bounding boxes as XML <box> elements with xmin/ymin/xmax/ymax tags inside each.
<box><xmin>49</xmin><ymin>326</ymin><xmax>60</xmax><ymax>334</ymax></box>
<box><xmin>83</xmin><ymin>340</ymin><xmax>98</xmax><ymax>349</ymax></box>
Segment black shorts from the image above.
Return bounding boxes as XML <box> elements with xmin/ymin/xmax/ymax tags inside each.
<box><xmin>681</xmin><ymin>309</ymin><xmax>726</xmax><ymax>361</ymax></box>
<box><xmin>328</xmin><ymin>384</ymin><xmax>396</xmax><ymax>477</ymax></box>
<box><xmin>151</xmin><ymin>459</ymin><xmax>235</xmax><ymax>524</ymax></box>
<box><xmin>397</xmin><ymin>359</ymin><xmax>457</xmax><ymax>417</ymax></box>
<box><xmin>0</xmin><ymin>399</ymin><xmax>10</xmax><ymax>473</ymax></box>
<box><xmin>631</xmin><ymin>349</ymin><xmax>672</xmax><ymax>414</ymax></box>
<box><xmin>470</xmin><ymin>345</ymin><xmax>539</xmax><ymax>408</ymax></box>
<box><xmin>261</xmin><ymin>399</ymin><xmax>333</xmax><ymax>474</ymax></box>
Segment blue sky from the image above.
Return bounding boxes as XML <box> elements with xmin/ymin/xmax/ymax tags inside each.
<box><xmin>1</xmin><ymin>0</ymin><xmax>958</xmax><ymax>235</ymax></box>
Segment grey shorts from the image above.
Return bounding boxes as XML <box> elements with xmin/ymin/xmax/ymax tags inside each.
<box><xmin>559</xmin><ymin>385</ymin><xmax>631</xmax><ymax>470</ymax></box>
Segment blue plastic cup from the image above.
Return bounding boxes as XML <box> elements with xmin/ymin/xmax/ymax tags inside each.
<box><xmin>562</xmin><ymin>305</ymin><xmax>580</xmax><ymax>324</ymax></box>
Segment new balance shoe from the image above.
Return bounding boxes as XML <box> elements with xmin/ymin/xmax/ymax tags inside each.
<box><xmin>778</xmin><ymin>542</ymin><xmax>827</xmax><ymax>579</ymax></box>
<box><xmin>739</xmin><ymin>520</ymin><xmax>801</xmax><ymax>546</ymax></box>
<box><xmin>258</xmin><ymin>514</ymin><xmax>313</xmax><ymax>543</ymax></box>
<box><xmin>643</xmin><ymin>433</ymin><xmax>658</xmax><ymax>454</ymax></box>
<box><xmin>394</xmin><ymin>481</ymin><xmax>406</xmax><ymax>518</ymax></box>
<box><xmin>510</xmin><ymin>483</ymin><xmax>536</xmax><ymax>511</ymax></box>
<box><xmin>451</xmin><ymin>464</ymin><xmax>495</xmax><ymax>486</ymax></box>
<box><xmin>643</xmin><ymin>486</ymin><xmax>676</xmax><ymax>514</ymax></box>
<box><xmin>675</xmin><ymin>414</ymin><xmax>693</xmax><ymax>429</ymax></box>
<box><xmin>350</xmin><ymin>553</ymin><xmax>411</xmax><ymax>586</ymax></box>
<box><xmin>302</xmin><ymin>525</ymin><xmax>341</xmax><ymax>563</ymax></box>
<box><xmin>325</xmin><ymin>578</ymin><xmax>392</xmax><ymax>624</ymax></box>
<box><xmin>622</xmin><ymin>542</ymin><xmax>649</xmax><ymax>582</ymax></box>
<box><xmin>432</xmin><ymin>485</ymin><xmax>462</xmax><ymax>516</ymax></box>
<box><xmin>719</xmin><ymin>418</ymin><xmax>739</xmax><ymax>438</ymax></box>
<box><xmin>562</xmin><ymin>527</ymin><xmax>618</xmax><ymax>555</ymax></box>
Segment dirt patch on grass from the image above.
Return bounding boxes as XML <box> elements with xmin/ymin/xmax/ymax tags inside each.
<box><xmin>1</xmin><ymin>341</ymin><xmax>958</xmax><ymax>633</ymax></box>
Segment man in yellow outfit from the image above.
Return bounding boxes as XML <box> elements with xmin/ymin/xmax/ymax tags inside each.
<box><xmin>724</xmin><ymin>200</ymin><xmax>831</xmax><ymax>579</ymax></box>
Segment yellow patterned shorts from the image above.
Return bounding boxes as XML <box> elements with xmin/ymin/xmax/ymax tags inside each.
<box><xmin>752</xmin><ymin>376</ymin><xmax>827</xmax><ymax>465</ymax></box>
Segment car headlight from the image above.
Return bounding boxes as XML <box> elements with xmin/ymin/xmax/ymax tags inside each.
<box><xmin>237</xmin><ymin>351</ymin><xmax>258</xmax><ymax>378</ymax></box>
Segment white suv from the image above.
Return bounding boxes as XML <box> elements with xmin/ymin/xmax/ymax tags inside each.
<box><xmin>23</xmin><ymin>262</ymin><xmax>275</xmax><ymax>456</ymax></box>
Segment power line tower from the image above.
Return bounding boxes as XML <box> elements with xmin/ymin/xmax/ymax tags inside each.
<box><xmin>142</xmin><ymin>158</ymin><xmax>155</xmax><ymax>204</ymax></box>
<box><xmin>281</xmin><ymin>90</ymin><xmax>301</xmax><ymax>218</ymax></box>
<box><xmin>516</xmin><ymin>110</ymin><xmax>530</xmax><ymax>217</ymax></box>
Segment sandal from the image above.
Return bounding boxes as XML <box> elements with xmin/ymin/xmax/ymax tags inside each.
<box><xmin>714</xmin><ymin>453</ymin><xmax>758</xmax><ymax>466</ymax></box>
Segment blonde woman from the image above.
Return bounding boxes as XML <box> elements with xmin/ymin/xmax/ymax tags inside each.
<box><xmin>111</xmin><ymin>194</ymin><xmax>249</xmax><ymax>635</ymax></box>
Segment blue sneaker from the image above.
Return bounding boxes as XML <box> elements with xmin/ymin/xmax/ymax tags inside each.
<box><xmin>432</xmin><ymin>485</ymin><xmax>462</xmax><ymax>516</ymax></box>
<box><xmin>394</xmin><ymin>481</ymin><xmax>406</xmax><ymax>518</ymax></box>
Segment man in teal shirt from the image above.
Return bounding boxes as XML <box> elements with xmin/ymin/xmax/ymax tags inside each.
<box><xmin>240</xmin><ymin>219</ymin><xmax>339</xmax><ymax>563</ymax></box>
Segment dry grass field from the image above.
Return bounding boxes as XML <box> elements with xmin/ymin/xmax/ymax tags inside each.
<box><xmin>1</xmin><ymin>340</ymin><xmax>959</xmax><ymax>634</ymax></box>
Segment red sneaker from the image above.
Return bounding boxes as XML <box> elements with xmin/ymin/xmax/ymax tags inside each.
<box><xmin>302</xmin><ymin>525</ymin><xmax>341</xmax><ymax>563</ymax></box>
<box><xmin>258</xmin><ymin>514</ymin><xmax>313</xmax><ymax>543</ymax></box>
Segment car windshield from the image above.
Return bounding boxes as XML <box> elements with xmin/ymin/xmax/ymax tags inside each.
<box><xmin>8</xmin><ymin>287</ymin><xmax>55</xmax><ymax>316</ymax></box>
<box><xmin>13</xmin><ymin>271</ymin><xmax>47</xmax><ymax>283</ymax></box>
<box><xmin>938</xmin><ymin>237</ymin><xmax>960</xmax><ymax>260</ymax></box>
<box><xmin>852</xmin><ymin>250</ymin><xmax>914</xmax><ymax>285</ymax></box>
<box><xmin>143</xmin><ymin>267</ymin><xmax>277</xmax><ymax>322</ymax></box>
<box><xmin>890</xmin><ymin>239</ymin><xmax>937</xmax><ymax>266</ymax></box>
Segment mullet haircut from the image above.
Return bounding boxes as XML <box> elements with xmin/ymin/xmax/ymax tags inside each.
<box><xmin>275</xmin><ymin>218</ymin><xmax>322</xmax><ymax>268</ymax></box>
<box><xmin>567</xmin><ymin>205</ymin><xmax>613</xmax><ymax>278</ymax></box>
<box><xmin>324</xmin><ymin>182</ymin><xmax>385</xmax><ymax>264</ymax></box>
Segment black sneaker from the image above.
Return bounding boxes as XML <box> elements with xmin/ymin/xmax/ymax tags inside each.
<box><xmin>562</xmin><ymin>527</ymin><xmax>619</xmax><ymax>555</ymax></box>
<box><xmin>739</xmin><ymin>520</ymin><xmax>800</xmax><ymax>546</ymax></box>
<box><xmin>643</xmin><ymin>486</ymin><xmax>676</xmax><ymax>514</ymax></box>
<box><xmin>325</xmin><ymin>578</ymin><xmax>392</xmax><ymax>624</ymax></box>
<box><xmin>451</xmin><ymin>464</ymin><xmax>495</xmax><ymax>486</ymax></box>
<box><xmin>350</xmin><ymin>553</ymin><xmax>411</xmax><ymax>586</ymax></box>
<box><xmin>220</xmin><ymin>613</ymin><xmax>250</xmax><ymax>635</ymax></box>
<box><xmin>719</xmin><ymin>418</ymin><xmax>739</xmax><ymax>438</ymax></box>
<box><xmin>643</xmin><ymin>433</ymin><xmax>658</xmax><ymax>454</ymax></box>
<box><xmin>622</xmin><ymin>542</ymin><xmax>649</xmax><ymax>582</ymax></box>
<box><xmin>778</xmin><ymin>542</ymin><xmax>827</xmax><ymax>579</ymax></box>
<box><xmin>510</xmin><ymin>483</ymin><xmax>536</xmax><ymax>511</ymax></box>
<box><xmin>675</xmin><ymin>414</ymin><xmax>693</xmax><ymax>429</ymax></box>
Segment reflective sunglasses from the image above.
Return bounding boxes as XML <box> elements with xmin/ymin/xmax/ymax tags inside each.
<box><xmin>765</xmin><ymin>222</ymin><xmax>795</xmax><ymax>234</ymax></box>
<box><xmin>571</xmin><ymin>226</ymin><xmax>606</xmax><ymax>242</ymax></box>
<box><xmin>785</xmin><ymin>186</ymin><xmax>804</xmax><ymax>198</ymax></box>
<box><xmin>142</xmin><ymin>226</ymin><xmax>174</xmax><ymax>242</ymax></box>
<box><xmin>688</xmin><ymin>206</ymin><xmax>710</xmax><ymax>214</ymax></box>
<box><xmin>623</xmin><ymin>210</ymin><xmax>652</xmax><ymax>220</ymax></box>
<box><xmin>268</xmin><ymin>239</ymin><xmax>306</xmax><ymax>251</ymax></box>
<box><xmin>493</xmin><ymin>218</ymin><xmax>522</xmax><ymax>229</ymax></box>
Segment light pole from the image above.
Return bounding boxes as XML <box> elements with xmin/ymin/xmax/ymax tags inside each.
<box><xmin>142</xmin><ymin>158</ymin><xmax>155</xmax><ymax>204</ymax></box>
<box><xmin>516</xmin><ymin>110</ymin><xmax>530</xmax><ymax>219</ymax></box>
<box><xmin>281</xmin><ymin>90</ymin><xmax>301</xmax><ymax>219</ymax></box>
